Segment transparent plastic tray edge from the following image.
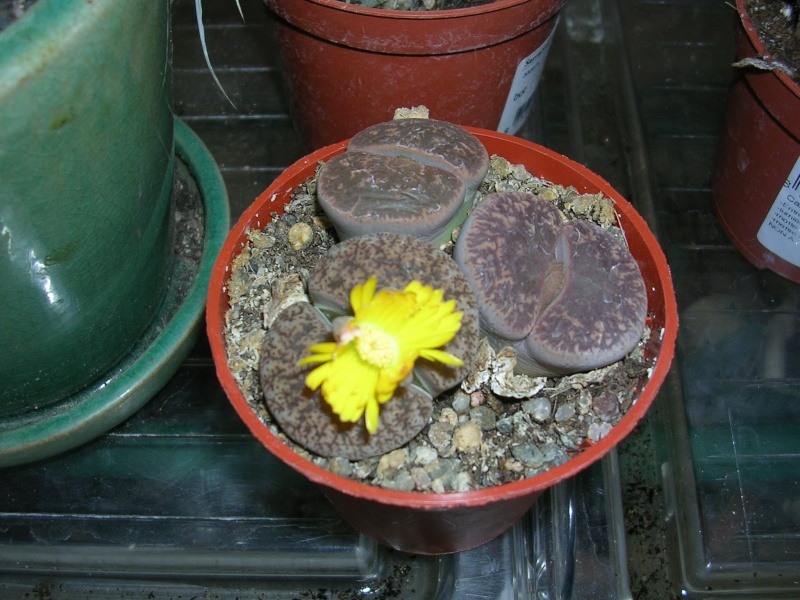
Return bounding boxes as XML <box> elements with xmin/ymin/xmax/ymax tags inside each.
<box><xmin>660</xmin><ymin>369</ymin><xmax>800</xmax><ymax>598</ymax></box>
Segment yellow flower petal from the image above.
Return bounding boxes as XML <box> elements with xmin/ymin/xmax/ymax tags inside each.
<box><xmin>350</xmin><ymin>276</ymin><xmax>377</xmax><ymax>313</ymax></box>
<box><xmin>298</xmin><ymin>342</ymin><xmax>337</xmax><ymax>367</ymax></box>
<box><xmin>305</xmin><ymin>361</ymin><xmax>332</xmax><ymax>390</ymax></box>
<box><xmin>319</xmin><ymin>346</ymin><xmax>378</xmax><ymax>423</ymax></box>
<box><xmin>419</xmin><ymin>348</ymin><xmax>464</xmax><ymax>366</ymax></box>
<box><xmin>365</xmin><ymin>398</ymin><xmax>380</xmax><ymax>434</ymax></box>
<box><xmin>299</xmin><ymin>278</ymin><xmax>464</xmax><ymax>434</ymax></box>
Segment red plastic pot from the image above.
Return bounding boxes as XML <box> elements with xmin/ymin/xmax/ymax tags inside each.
<box><xmin>712</xmin><ymin>0</ymin><xmax>800</xmax><ymax>283</ymax></box>
<box><xmin>207</xmin><ymin>128</ymin><xmax>678</xmax><ymax>555</ymax></box>
<box><xmin>264</xmin><ymin>0</ymin><xmax>565</xmax><ymax>150</ymax></box>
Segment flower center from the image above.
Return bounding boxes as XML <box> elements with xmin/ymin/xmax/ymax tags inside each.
<box><xmin>354</xmin><ymin>324</ymin><xmax>397</xmax><ymax>368</ymax></box>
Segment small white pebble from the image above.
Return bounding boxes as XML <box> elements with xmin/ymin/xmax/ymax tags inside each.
<box><xmin>522</xmin><ymin>397</ymin><xmax>551</xmax><ymax>422</ymax></box>
<box><xmin>439</xmin><ymin>407</ymin><xmax>458</xmax><ymax>427</ymax></box>
<box><xmin>352</xmin><ymin>461</ymin><xmax>374</xmax><ymax>479</ymax></box>
<box><xmin>377</xmin><ymin>448</ymin><xmax>408</xmax><ymax>475</ymax></box>
<box><xmin>451</xmin><ymin>390</ymin><xmax>471</xmax><ymax>413</ymax></box>
<box><xmin>413</xmin><ymin>445</ymin><xmax>438</xmax><ymax>466</ymax></box>
<box><xmin>427</xmin><ymin>422</ymin><xmax>453</xmax><ymax>452</ymax></box>
<box><xmin>539</xmin><ymin>187</ymin><xmax>559</xmax><ymax>202</ymax></box>
<box><xmin>393</xmin><ymin>105</ymin><xmax>430</xmax><ymax>119</ymax></box>
<box><xmin>431</xmin><ymin>478</ymin><xmax>446</xmax><ymax>494</ymax></box>
<box><xmin>587</xmin><ymin>421</ymin><xmax>613</xmax><ymax>442</ymax></box>
<box><xmin>452</xmin><ymin>421</ymin><xmax>482</xmax><ymax>454</ymax></box>
<box><xmin>503</xmin><ymin>459</ymin><xmax>525</xmax><ymax>473</ymax></box>
<box><xmin>554</xmin><ymin>403</ymin><xmax>576</xmax><ymax>422</ymax></box>
<box><xmin>510</xmin><ymin>163</ymin><xmax>529</xmax><ymax>180</ymax></box>
<box><xmin>577</xmin><ymin>389</ymin><xmax>592</xmax><ymax>415</ymax></box>
<box><xmin>410</xmin><ymin>467</ymin><xmax>432</xmax><ymax>491</ymax></box>
<box><xmin>451</xmin><ymin>472</ymin><xmax>474</xmax><ymax>493</ymax></box>
<box><xmin>287</xmin><ymin>222</ymin><xmax>313</xmax><ymax>250</ymax></box>
<box><xmin>328</xmin><ymin>457</ymin><xmax>352</xmax><ymax>478</ymax></box>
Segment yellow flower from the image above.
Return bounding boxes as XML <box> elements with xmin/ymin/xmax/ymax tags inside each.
<box><xmin>298</xmin><ymin>277</ymin><xmax>464</xmax><ymax>434</ymax></box>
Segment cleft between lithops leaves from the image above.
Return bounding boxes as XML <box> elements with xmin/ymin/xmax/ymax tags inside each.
<box><xmin>317</xmin><ymin>117</ymin><xmax>490</xmax><ymax>247</ymax></box>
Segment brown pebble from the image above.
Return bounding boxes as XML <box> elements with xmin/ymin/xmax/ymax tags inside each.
<box><xmin>593</xmin><ymin>390</ymin><xmax>620</xmax><ymax>421</ymax></box>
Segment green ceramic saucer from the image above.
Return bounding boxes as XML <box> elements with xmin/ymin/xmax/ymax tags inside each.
<box><xmin>0</xmin><ymin>120</ymin><xmax>230</xmax><ymax>467</ymax></box>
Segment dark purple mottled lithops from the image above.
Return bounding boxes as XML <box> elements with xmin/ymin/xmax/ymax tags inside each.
<box><xmin>454</xmin><ymin>192</ymin><xmax>647</xmax><ymax>377</ymax></box>
<box><xmin>317</xmin><ymin>118</ymin><xmax>490</xmax><ymax>246</ymax></box>
<box><xmin>259</xmin><ymin>232</ymin><xmax>480</xmax><ymax>460</ymax></box>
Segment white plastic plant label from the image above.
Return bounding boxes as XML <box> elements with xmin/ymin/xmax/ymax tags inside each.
<box><xmin>497</xmin><ymin>24</ymin><xmax>558</xmax><ymax>135</ymax></box>
<box><xmin>756</xmin><ymin>154</ymin><xmax>800</xmax><ymax>267</ymax></box>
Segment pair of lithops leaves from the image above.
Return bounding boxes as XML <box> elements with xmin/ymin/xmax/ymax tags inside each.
<box><xmin>259</xmin><ymin>118</ymin><xmax>647</xmax><ymax>460</ymax></box>
<box><xmin>260</xmin><ymin>232</ymin><xmax>479</xmax><ymax>461</ymax></box>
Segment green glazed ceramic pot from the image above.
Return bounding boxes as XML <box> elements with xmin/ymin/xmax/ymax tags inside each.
<box><xmin>0</xmin><ymin>0</ymin><xmax>174</xmax><ymax>416</ymax></box>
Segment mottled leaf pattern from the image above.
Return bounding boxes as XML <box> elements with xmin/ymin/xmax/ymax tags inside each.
<box><xmin>455</xmin><ymin>192</ymin><xmax>647</xmax><ymax>377</ymax></box>
<box><xmin>259</xmin><ymin>302</ymin><xmax>434</xmax><ymax>460</ymax></box>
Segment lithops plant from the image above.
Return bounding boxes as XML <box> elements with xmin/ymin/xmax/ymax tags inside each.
<box><xmin>317</xmin><ymin>118</ymin><xmax>490</xmax><ymax>246</ymax></box>
<box><xmin>347</xmin><ymin>118</ymin><xmax>489</xmax><ymax>192</ymax></box>
<box><xmin>454</xmin><ymin>191</ymin><xmax>648</xmax><ymax>377</ymax></box>
<box><xmin>260</xmin><ymin>232</ymin><xmax>480</xmax><ymax>460</ymax></box>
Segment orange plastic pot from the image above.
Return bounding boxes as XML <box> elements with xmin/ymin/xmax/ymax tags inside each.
<box><xmin>264</xmin><ymin>0</ymin><xmax>565</xmax><ymax>150</ymax></box>
<box><xmin>712</xmin><ymin>0</ymin><xmax>800</xmax><ymax>283</ymax></box>
<box><xmin>207</xmin><ymin>128</ymin><xmax>678</xmax><ymax>555</ymax></box>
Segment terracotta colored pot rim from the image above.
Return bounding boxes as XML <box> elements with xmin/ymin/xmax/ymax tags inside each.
<box><xmin>302</xmin><ymin>0</ymin><xmax>554</xmax><ymax>19</ymax></box>
<box><xmin>207</xmin><ymin>127</ymin><xmax>678</xmax><ymax>512</ymax></box>
<box><xmin>265</xmin><ymin>0</ymin><xmax>566</xmax><ymax>57</ymax></box>
<box><xmin>736</xmin><ymin>0</ymin><xmax>800</xmax><ymax>99</ymax></box>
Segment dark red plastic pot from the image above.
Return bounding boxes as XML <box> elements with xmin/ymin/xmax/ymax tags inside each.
<box><xmin>264</xmin><ymin>0</ymin><xmax>565</xmax><ymax>150</ymax></box>
<box><xmin>712</xmin><ymin>0</ymin><xmax>800</xmax><ymax>283</ymax></box>
<box><xmin>207</xmin><ymin>128</ymin><xmax>678</xmax><ymax>555</ymax></box>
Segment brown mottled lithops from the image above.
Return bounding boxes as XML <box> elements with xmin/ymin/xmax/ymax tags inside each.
<box><xmin>259</xmin><ymin>232</ymin><xmax>480</xmax><ymax>460</ymax></box>
<box><xmin>260</xmin><ymin>302</ymin><xmax>435</xmax><ymax>461</ymax></box>
<box><xmin>453</xmin><ymin>192</ymin><xmax>563</xmax><ymax>342</ymax></box>
<box><xmin>454</xmin><ymin>192</ymin><xmax>647</xmax><ymax>377</ymax></box>
<box><xmin>317</xmin><ymin>118</ymin><xmax>490</xmax><ymax>246</ymax></box>
<box><xmin>316</xmin><ymin>151</ymin><xmax>466</xmax><ymax>243</ymax></box>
